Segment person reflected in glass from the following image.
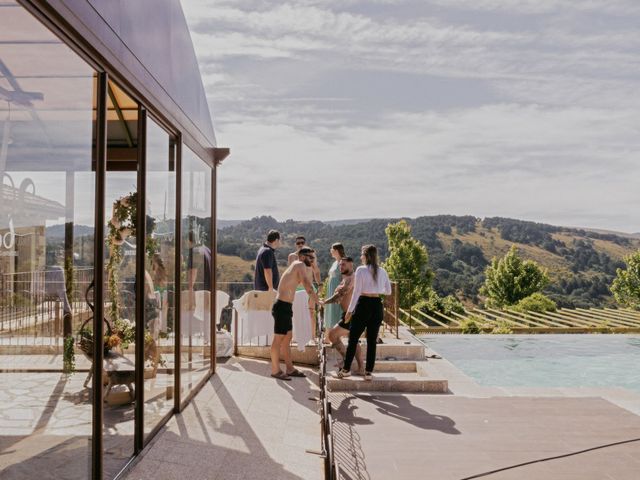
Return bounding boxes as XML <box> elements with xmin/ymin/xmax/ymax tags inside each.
<box><xmin>186</xmin><ymin>231</ymin><xmax>212</xmax><ymax>343</ymax></box>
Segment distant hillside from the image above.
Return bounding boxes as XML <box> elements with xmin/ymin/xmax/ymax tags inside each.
<box><xmin>46</xmin><ymin>224</ymin><xmax>94</xmax><ymax>239</ymax></box>
<box><xmin>218</xmin><ymin>215</ymin><xmax>640</xmax><ymax>308</ymax></box>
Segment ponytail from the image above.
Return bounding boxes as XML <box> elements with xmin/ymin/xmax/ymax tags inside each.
<box><xmin>362</xmin><ymin>244</ymin><xmax>379</xmax><ymax>281</ymax></box>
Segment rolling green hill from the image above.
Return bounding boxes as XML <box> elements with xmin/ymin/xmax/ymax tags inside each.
<box><xmin>218</xmin><ymin>216</ymin><xmax>640</xmax><ymax>308</ymax></box>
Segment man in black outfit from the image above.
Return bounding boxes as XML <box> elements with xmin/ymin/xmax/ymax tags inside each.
<box><xmin>254</xmin><ymin>230</ymin><xmax>281</xmax><ymax>291</ymax></box>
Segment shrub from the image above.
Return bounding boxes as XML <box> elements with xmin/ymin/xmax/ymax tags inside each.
<box><xmin>415</xmin><ymin>291</ymin><xmax>465</xmax><ymax>322</ymax></box>
<box><xmin>491</xmin><ymin>320</ymin><xmax>513</xmax><ymax>334</ymax></box>
<box><xmin>459</xmin><ymin>316</ymin><xmax>483</xmax><ymax>334</ymax></box>
<box><xmin>513</xmin><ymin>293</ymin><xmax>557</xmax><ymax>313</ymax></box>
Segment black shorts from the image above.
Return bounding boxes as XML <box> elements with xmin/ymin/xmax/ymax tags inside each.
<box><xmin>337</xmin><ymin>312</ymin><xmax>350</xmax><ymax>330</ymax></box>
<box><xmin>272</xmin><ymin>300</ymin><xmax>293</xmax><ymax>335</ymax></box>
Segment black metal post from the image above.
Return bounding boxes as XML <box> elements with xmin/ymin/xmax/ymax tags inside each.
<box><xmin>92</xmin><ymin>71</ymin><xmax>108</xmax><ymax>480</ymax></box>
<box><xmin>210</xmin><ymin>164</ymin><xmax>216</xmax><ymax>371</ymax></box>
<box><xmin>134</xmin><ymin>106</ymin><xmax>147</xmax><ymax>453</ymax></box>
<box><xmin>173</xmin><ymin>136</ymin><xmax>182</xmax><ymax>413</ymax></box>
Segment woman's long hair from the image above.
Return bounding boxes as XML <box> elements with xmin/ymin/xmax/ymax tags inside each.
<box><xmin>331</xmin><ymin>242</ymin><xmax>345</xmax><ymax>258</ymax></box>
<box><xmin>362</xmin><ymin>244</ymin><xmax>379</xmax><ymax>281</ymax></box>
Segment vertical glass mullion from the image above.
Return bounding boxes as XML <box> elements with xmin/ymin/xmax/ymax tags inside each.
<box><xmin>134</xmin><ymin>106</ymin><xmax>147</xmax><ymax>453</ymax></box>
<box><xmin>92</xmin><ymin>70</ymin><xmax>108</xmax><ymax>480</ymax></box>
<box><xmin>210</xmin><ymin>164</ymin><xmax>216</xmax><ymax>370</ymax></box>
<box><xmin>174</xmin><ymin>136</ymin><xmax>182</xmax><ymax>412</ymax></box>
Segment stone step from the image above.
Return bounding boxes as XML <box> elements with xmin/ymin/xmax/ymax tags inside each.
<box><xmin>327</xmin><ymin>371</ymin><xmax>448</xmax><ymax>393</ymax></box>
<box><xmin>325</xmin><ymin>359</ymin><xmax>417</xmax><ymax>373</ymax></box>
<box><xmin>327</xmin><ymin>343</ymin><xmax>425</xmax><ymax>361</ymax></box>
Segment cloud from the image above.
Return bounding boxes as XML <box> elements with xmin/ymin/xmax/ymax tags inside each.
<box><xmin>182</xmin><ymin>0</ymin><xmax>640</xmax><ymax>232</ymax></box>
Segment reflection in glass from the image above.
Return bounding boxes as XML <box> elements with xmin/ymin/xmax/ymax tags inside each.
<box><xmin>0</xmin><ymin>2</ymin><xmax>94</xmax><ymax>478</ymax></box>
<box><xmin>143</xmin><ymin>119</ymin><xmax>176</xmax><ymax>437</ymax></box>
<box><xmin>102</xmin><ymin>81</ymin><xmax>138</xmax><ymax>479</ymax></box>
<box><xmin>180</xmin><ymin>147</ymin><xmax>212</xmax><ymax>399</ymax></box>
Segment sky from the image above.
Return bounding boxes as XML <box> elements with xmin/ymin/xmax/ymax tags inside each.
<box><xmin>181</xmin><ymin>0</ymin><xmax>640</xmax><ymax>233</ymax></box>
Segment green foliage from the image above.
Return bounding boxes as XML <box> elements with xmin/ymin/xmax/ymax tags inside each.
<box><xmin>63</xmin><ymin>336</ymin><xmax>75</xmax><ymax>374</ymax></box>
<box><xmin>383</xmin><ymin>220</ymin><xmax>434</xmax><ymax>308</ymax></box>
<box><xmin>415</xmin><ymin>291</ymin><xmax>465</xmax><ymax>321</ymax></box>
<box><xmin>481</xmin><ymin>246</ymin><xmax>549</xmax><ymax>308</ymax></box>
<box><xmin>217</xmin><ymin>215</ymin><xmax>639</xmax><ymax>308</ymax></box>
<box><xmin>611</xmin><ymin>251</ymin><xmax>640</xmax><ymax>310</ymax></box>
<box><xmin>513</xmin><ymin>292</ymin><xmax>557</xmax><ymax>313</ymax></box>
<box><xmin>459</xmin><ymin>316</ymin><xmax>483</xmax><ymax>334</ymax></box>
<box><xmin>490</xmin><ymin>320</ymin><xmax>513</xmax><ymax>334</ymax></box>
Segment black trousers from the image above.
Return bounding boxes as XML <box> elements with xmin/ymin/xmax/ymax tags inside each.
<box><xmin>343</xmin><ymin>296</ymin><xmax>383</xmax><ymax>373</ymax></box>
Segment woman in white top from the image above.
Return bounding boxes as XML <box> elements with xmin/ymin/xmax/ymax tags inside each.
<box><xmin>337</xmin><ymin>244</ymin><xmax>391</xmax><ymax>381</ymax></box>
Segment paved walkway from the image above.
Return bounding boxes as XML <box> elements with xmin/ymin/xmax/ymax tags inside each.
<box><xmin>124</xmin><ymin>357</ymin><xmax>323</xmax><ymax>480</ymax></box>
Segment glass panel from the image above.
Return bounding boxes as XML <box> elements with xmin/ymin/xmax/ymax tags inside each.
<box><xmin>102</xmin><ymin>81</ymin><xmax>138</xmax><ymax>479</ymax></box>
<box><xmin>180</xmin><ymin>147</ymin><xmax>212</xmax><ymax>398</ymax></box>
<box><xmin>143</xmin><ymin>118</ymin><xmax>176</xmax><ymax>437</ymax></box>
<box><xmin>0</xmin><ymin>2</ymin><xmax>95</xmax><ymax>478</ymax></box>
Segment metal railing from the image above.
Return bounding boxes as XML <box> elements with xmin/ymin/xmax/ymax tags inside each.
<box><xmin>319</xmin><ymin>341</ymin><xmax>339</xmax><ymax>480</ymax></box>
<box><xmin>0</xmin><ymin>267</ymin><xmax>94</xmax><ymax>347</ymax></box>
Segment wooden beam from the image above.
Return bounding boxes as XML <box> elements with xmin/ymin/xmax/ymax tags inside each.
<box><xmin>413</xmin><ymin>309</ymin><xmax>450</xmax><ymax>328</ymax></box>
<box><xmin>485</xmin><ymin>308</ymin><xmax>548</xmax><ymax>328</ymax></box>
<box><xmin>573</xmin><ymin>308</ymin><xmax>638</xmax><ymax>328</ymax></box>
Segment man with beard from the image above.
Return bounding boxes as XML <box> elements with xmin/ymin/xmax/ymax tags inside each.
<box><xmin>321</xmin><ymin>257</ymin><xmax>363</xmax><ymax>373</ymax></box>
<box><xmin>270</xmin><ymin>247</ymin><xmax>319</xmax><ymax>380</ymax></box>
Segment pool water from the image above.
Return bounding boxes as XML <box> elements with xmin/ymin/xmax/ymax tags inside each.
<box><xmin>420</xmin><ymin>335</ymin><xmax>640</xmax><ymax>392</ymax></box>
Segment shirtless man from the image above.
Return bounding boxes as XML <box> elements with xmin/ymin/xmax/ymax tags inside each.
<box><xmin>321</xmin><ymin>257</ymin><xmax>364</xmax><ymax>373</ymax></box>
<box><xmin>288</xmin><ymin>236</ymin><xmax>321</xmax><ymax>285</ymax></box>
<box><xmin>271</xmin><ymin>247</ymin><xmax>319</xmax><ymax>380</ymax></box>
<box><xmin>288</xmin><ymin>236</ymin><xmax>321</xmax><ymax>337</ymax></box>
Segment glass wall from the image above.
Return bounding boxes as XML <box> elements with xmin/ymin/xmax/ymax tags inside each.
<box><xmin>0</xmin><ymin>2</ymin><xmax>95</xmax><ymax>478</ymax></box>
<box><xmin>143</xmin><ymin>119</ymin><xmax>176</xmax><ymax>437</ymax></box>
<box><xmin>102</xmin><ymin>81</ymin><xmax>139</xmax><ymax>479</ymax></box>
<box><xmin>0</xmin><ymin>3</ymin><xmax>216</xmax><ymax>479</ymax></box>
<box><xmin>180</xmin><ymin>147</ymin><xmax>212</xmax><ymax>399</ymax></box>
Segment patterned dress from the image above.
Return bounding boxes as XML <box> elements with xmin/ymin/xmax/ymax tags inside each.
<box><xmin>323</xmin><ymin>260</ymin><xmax>343</xmax><ymax>328</ymax></box>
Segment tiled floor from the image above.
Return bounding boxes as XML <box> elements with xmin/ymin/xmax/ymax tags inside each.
<box><xmin>124</xmin><ymin>357</ymin><xmax>323</xmax><ymax>480</ymax></box>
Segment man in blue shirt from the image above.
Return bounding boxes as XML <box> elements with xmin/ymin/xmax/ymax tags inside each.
<box><xmin>254</xmin><ymin>230</ymin><xmax>281</xmax><ymax>291</ymax></box>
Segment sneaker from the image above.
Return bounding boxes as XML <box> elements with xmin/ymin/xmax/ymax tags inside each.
<box><xmin>336</xmin><ymin>369</ymin><xmax>351</xmax><ymax>379</ymax></box>
<box><xmin>363</xmin><ymin>372</ymin><xmax>373</xmax><ymax>381</ymax></box>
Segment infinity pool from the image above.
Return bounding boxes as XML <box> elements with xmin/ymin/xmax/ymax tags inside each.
<box><xmin>419</xmin><ymin>335</ymin><xmax>640</xmax><ymax>392</ymax></box>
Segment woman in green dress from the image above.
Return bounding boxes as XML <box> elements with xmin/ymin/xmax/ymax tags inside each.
<box><xmin>324</xmin><ymin>243</ymin><xmax>345</xmax><ymax>329</ymax></box>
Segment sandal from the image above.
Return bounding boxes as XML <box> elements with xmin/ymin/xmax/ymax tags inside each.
<box><xmin>270</xmin><ymin>371</ymin><xmax>291</xmax><ymax>381</ymax></box>
<box><xmin>364</xmin><ymin>372</ymin><xmax>373</xmax><ymax>381</ymax></box>
<box><xmin>286</xmin><ymin>368</ymin><xmax>306</xmax><ymax>378</ymax></box>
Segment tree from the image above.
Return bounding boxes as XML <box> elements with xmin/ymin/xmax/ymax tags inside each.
<box><xmin>481</xmin><ymin>245</ymin><xmax>549</xmax><ymax>308</ymax></box>
<box><xmin>383</xmin><ymin>220</ymin><xmax>434</xmax><ymax>308</ymax></box>
<box><xmin>611</xmin><ymin>251</ymin><xmax>640</xmax><ymax>310</ymax></box>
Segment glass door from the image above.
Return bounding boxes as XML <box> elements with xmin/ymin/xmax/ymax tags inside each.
<box><xmin>102</xmin><ymin>81</ymin><xmax>139</xmax><ymax>479</ymax></box>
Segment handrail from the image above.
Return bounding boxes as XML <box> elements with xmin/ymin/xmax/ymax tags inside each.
<box><xmin>318</xmin><ymin>339</ymin><xmax>338</xmax><ymax>479</ymax></box>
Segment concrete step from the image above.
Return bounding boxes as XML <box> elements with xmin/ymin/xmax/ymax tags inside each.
<box><xmin>325</xmin><ymin>359</ymin><xmax>417</xmax><ymax>373</ymax></box>
<box><xmin>326</xmin><ymin>343</ymin><xmax>425</xmax><ymax>361</ymax></box>
<box><xmin>327</xmin><ymin>371</ymin><xmax>448</xmax><ymax>393</ymax></box>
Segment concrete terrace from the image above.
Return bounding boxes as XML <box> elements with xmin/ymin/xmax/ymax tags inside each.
<box><xmin>123</xmin><ymin>357</ymin><xmax>323</xmax><ymax>480</ymax></box>
<box><xmin>121</xmin><ymin>334</ymin><xmax>640</xmax><ymax>480</ymax></box>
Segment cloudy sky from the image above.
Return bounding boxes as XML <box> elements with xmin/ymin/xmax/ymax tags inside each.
<box><xmin>181</xmin><ymin>0</ymin><xmax>640</xmax><ymax>233</ymax></box>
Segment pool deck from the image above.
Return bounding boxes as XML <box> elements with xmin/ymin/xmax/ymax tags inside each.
<box><xmin>120</xmin><ymin>333</ymin><xmax>640</xmax><ymax>480</ymax></box>
<box><xmin>330</xmin><ymin>339</ymin><xmax>640</xmax><ymax>480</ymax></box>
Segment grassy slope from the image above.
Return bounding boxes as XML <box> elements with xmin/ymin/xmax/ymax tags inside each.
<box><xmin>217</xmin><ymin>254</ymin><xmax>254</xmax><ymax>283</ymax></box>
<box><xmin>438</xmin><ymin>223</ymin><xmax>640</xmax><ymax>282</ymax></box>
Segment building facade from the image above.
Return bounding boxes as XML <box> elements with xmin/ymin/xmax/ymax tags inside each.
<box><xmin>0</xmin><ymin>1</ymin><xmax>227</xmax><ymax>478</ymax></box>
